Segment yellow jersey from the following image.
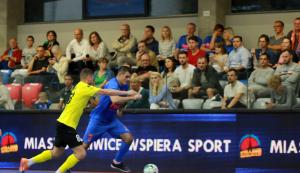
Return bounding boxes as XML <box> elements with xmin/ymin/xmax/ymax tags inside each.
<box><xmin>57</xmin><ymin>81</ymin><xmax>100</xmax><ymax>129</ymax></box>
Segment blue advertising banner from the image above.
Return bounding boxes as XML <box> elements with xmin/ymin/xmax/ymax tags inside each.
<box><xmin>0</xmin><ymin>111</ymin><xmax>300</xmax><ymax>173</ymax></box>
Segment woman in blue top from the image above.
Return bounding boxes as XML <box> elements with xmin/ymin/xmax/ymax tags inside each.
<box><xmin>149</xmin><ymin>71</ymin><xmax>176</xmax><ymax>109</ymax></box>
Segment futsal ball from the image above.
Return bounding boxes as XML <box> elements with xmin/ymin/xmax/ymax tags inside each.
<box><xmin>143</xmin><ymin>164</ymin><xmax>159</xmax><ymax>173</ymax></box>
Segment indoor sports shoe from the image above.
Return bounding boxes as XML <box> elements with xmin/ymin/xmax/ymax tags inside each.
<box><xmin>19</xmin><ymin>158</ymin><xmax>29</xmax><ymax>172</ymax></box>
<box><xmin>110</xmin><ymin>162</ymin><xmax>131</xmax><ymax>172</ymax></box>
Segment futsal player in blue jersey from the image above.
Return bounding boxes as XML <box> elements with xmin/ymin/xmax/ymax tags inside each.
<box><xmin>82</xmin><ymin>66</ymin><xmax>141</xmax><ymax>172</ymax></box>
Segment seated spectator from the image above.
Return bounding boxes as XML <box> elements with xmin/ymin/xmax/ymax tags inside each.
<box><xmin>50</xmin><ymin>46</ymin><xmax>69</xmax><ymax>84</ymax></box>
<box><xmin>111</xmin><ymin>24</ymin><xmax>137</xmax><ymax>68</ymax></box>
<box><xmin>34</xmin><ymin>92</ymin><xmax>52</xmax><ymax>110</ymax></box>
<box><xmin>287</xmin><ymin>17</ymin><xmax>300</xmax><ymax>57</ymax></box>
<box><xmin>58</xmin><ymin>75</ymin><xmax>74</xmax><ymax>109</ymax></box>
<box><xmin>0</xmin><ymin>75</ymin><xmax>14</xmax><ymax>110</ymax></box>
<box><xmin>141</xmin><ymin>25</ymin><xmax>159</xmax><ymax>55</ymax></box>
<box><xmin>269</xmin><ymin>20</ymin><xmax>285</xmax><ymax>54</ymax></box>
<box><xmin>93</xmin><ymin>57</ymin><xmax>114</xmax><ymax>88</ymax></box>
<box><xmin>223</xmin><ymin>27</ymin><xmax>234</xmax><ymax>53</ymax></box>
<box><xmin>172</xmin><ymin>51</ymin><xmax>195</xmax><ymax>100</ymax></box>
<box><xmin>189</xmin><ymin>58</ymin><xmax>222</xmax><ymax>98</ymax></box>
<box><xmin>222</xmin><ymin>69</ymin><xmax>247</xmax><ymax>109</ymax></box>
<box><xmin>187</xmin><ymin>36</ymin><xmax>206</xmax><ymax>66</ymax></box>
<box><xmin>136</xmin><ymin>53</ymin><xmax>158</xmax><ymax>89</ymax></box>
<box><xmin>202</xmin><ymin>88</ymin><xmax>222</xmax><ymax>109</ymax></box>
<box><xmin>85</xmin><ymin>31</ymin><xmax>111</xmax><ymax>66</ymax></box>
<box><xmin>266</xmin><ymin>75</ymin><xmax>297</xmax><ymax>109</ymax></box>
<box><xmin>176</xmin><ymin>22</ymin><xmax>202</xmax><ymax>53</ymax></box>
<box><xmin>248</xmin><ymin>53</ymin><xmax>274</xmax><ymax>98</ymax></box>
<box><xmin>161</xmin><ymin>56</ymin><xmax>179</xmax><ymax>89</ymax></box>
<box><xmin>0</xmin><ymin>38</ymin><xmax>22</xmax><ymax>70</ymax></box>
<box><xmin>224</xmin><ymin>35</ymin><xmax>251</xmax><ymax>80</ymax></box>
<box><xmin>149</xmin><ymin>72</ymin><xmax>176</xmax><ymax>109</ymax></box>
<box><xmin>66</xmin><ymin>28</ymin><xmax>89</xmax><ymax>76</ymax></box>
<box><xmin>126</xmin><ymin>73</ymin><xmax>150</xmax><ymax>109</ymax></box>
<box><xmin>278</xmin><ymin>37</ymin><xmax>299</xmax><ymax>64</ymax></box>
<box><xmin>43</xmin><ymin>30</ymin><xmax>59</xmax><ymax>57</ymax></box>
<box><xmin>201</xmin><ymin>24</ymin><xmax>225</xmax><ymax>52</ymax></box>
<box><xmin>158</xmin><ymin>26</ymin><xmax>176</xmax><ymax>71</ymax></box>
<box><xmin>136</xmin><ymin>41</ymin><xmax>158</xmax><ymax>68</ymax></box>
<box><xmin>251</xmin><ymin>34</ymin><xmax>278</xmax><ymax>68</ymax></box>
<box><xmin>209</xmin><ymin>42</ymin><xmax>228</xmax><ymax>75</ymax></box>
<box><xmin>27</xmin><ymin>46</ymin><xmax>48</xmax><ymax>75</ymax></box>
<box><xmin>274</xmin><ymin>50</ymin><xmax>300</xmax><ymax>89</ymax></box>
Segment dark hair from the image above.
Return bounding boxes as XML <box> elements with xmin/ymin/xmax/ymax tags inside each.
<box><xmin>80</xmin><ymin>68</ymin><xmax>93</xmax><ymax>80</ymax></box>
<box><xmin>274</xmin><ymin>20</ymin><xmax>284</xmax><ymax>27</ymax></box>
<box><xmin>258</xmin><ymin>34</ymin><xmax>270</xmax><ymax>44</ymax></box>
<box><xmin>187</xmin><ymin>22</ymin><xmax>196</xmax><ymax>28</ymax></box>
<box><xmin>118</xmin><ymin>66</ymin><xmax>132</xmax><ymax>75</ymax></box>
<box><xmin>228</xmin><ymin>68</ymin><xmax>238</xmax><ymax>75</ymax></box>
<box><xmin>233</xmin><ymin>35</ymin><xmax>243</xmax><ymax>42</ymax></box>
<box><xmin>89</xmin><ymin>31</ymin><xmax>102</xmax><ymax>46</ymax></box>
<box><xmin>97</xmin><ymin>57</ymin><xmax>109</xmax><ymax>64</ymax></box>
<box><xmin>282</xmin><ymin>36</ymin><xmax>292</xmax><ymax>45</ymax></box>
<box><xmin>163</xmin><ymin>56</ymin><xmax>177</xmax><ymax>77</ymax></box>
<box><xmin>215</xmin><ymin>42</ymin><xmax>227</xmax><ymax>54</ymax></box>
<box><xmin>294</xmin><ymin>17</ymin><xmax>300</xmax><ymax>21</ymax></box>
<box><xmin>64</xmin><ymin>74</ymin><xmax>73</xmax><ymax>80</ymax></box>
<box><xmin>27</xmin><ymin>35</ymin><xmax>35</xmax><ymax>42</ymax></box>
<box><xmin>214</xmin><ymin>24</ymin><xmax>225</xmax><ymax>32</ymax></box>
<box><xmin>46</xmin><ymin>30</ymin><xmax>57</xmax><ymax>39</ymax></box>
<box><xmin>37</xmin><ymin>45</ymin><xmax>45</xmax><ymax>50</ymax></box>
<box><xmin>178</xmin><ymin>51</ymin><xmax>187</xmax><ymax>57</ymax></box>
<box><xmin>145</xmin><ymin>25</ymin><xmax>155</xmax><ymax>33</ymax></box>
<box><xmin>282</xmin><ymin>49</ymin><xmax>294</xmax><ymax>56</ymax></box>
<box><xmin>188</xmin><ymin>35</ymin><xmax>199</xmax><ymax>43</ymax></box>
<box><xmin>259</xmin><ymin>53</ymin><xmax>270</xmax><ymax>60</ymax></box>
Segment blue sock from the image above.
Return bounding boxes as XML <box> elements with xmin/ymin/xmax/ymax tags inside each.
<box><xmin>114</xmin><ymin>142</ymin><xmax>130</xmax><ymax>163</ymax></box>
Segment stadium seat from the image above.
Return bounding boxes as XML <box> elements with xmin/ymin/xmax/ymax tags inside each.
<box><xmin>297</xmin><ymin>98</ymin><xmax>300</xmax><ymax>104</ymax></box>
<box><xmin>252</xmin><ymin>98</ymin><xmax>271</xmax><ymax>109</ymax></box>
<box><xmin>5</xmin><ymin>83</ymin><xmax>22</xmax><ymax>102</ymax></box>
<box><xmin>0</xmin><ymin>69</ymin><xmax>12</xmax><ymax>84</ymax></box>
<box><xmin>22</xmin><ymin>83</ymin><xmax>43</xmax><ymax>108</ymax></box>
<box><xmin>182</xmin><ymin>99</ymin><xmax>204</xmax><ymax>109</ymax></box>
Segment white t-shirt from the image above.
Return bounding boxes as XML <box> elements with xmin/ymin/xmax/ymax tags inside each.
<box><xmin>22</xmin><ymin>47</ymin><xmax>36</xmax><ymax>66</ymax></box>
<box><xmin>66</xmin><ymin>39</ymin><xmax>89</xmax><ymax>62</ymax></box>
<box><xmin>174</xmin><ymin>64</ymin><xmax>195</xmax><ymax>88</ymax></box>
<box><xmin>224</xmin><ymin>80</ymin><xmax>247</xmax><ymax>106</ymax></box>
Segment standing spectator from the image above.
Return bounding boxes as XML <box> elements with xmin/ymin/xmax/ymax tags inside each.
<box><xmin>157</xmin><ymin>26</ymin><xmax>176</xmax><ymax>71</ymax></box>
<box><xmin>223</xmin><ymin>27</ymin><xmax>234</xmax><ymax>53</ymax></box>
<box><xmin>0</xmin><ymin>75</ymin><xmax>14</xmax><ymax>110</ymax></box>
<box><xmin>93</xmin><ymin>57</ymin><xmax>114</xmax><ymax>88</ymax></box>
<box><xmin>201</xmin><ymin>24</ymin><xmax>225</xmax><ymax>52</ymax></box>
<box><xmin>136</xmin><ymin>41</ymin><xmax>158</xmax><ymax>68</ymax></box>
<box><xmin>269</xmin><ymin>20</ymin><xmax>285</xmax><ymax>53</ymax></box>
<box><xmin>111</xmin><ymin>24</ymin><xmax>137</xmax><ymax>68</ymax></box>
<box><xmin>176</xmin><ymin>23</ymin><xmax>202</xmax><ymax>53</ymax></box>
<box><xmin>209</xmin><ymin>42</ymin><xmax>228</xmax><ymax>75</ymax></box>
<box><xmin>274</xmin><ymin>50</ymin><xmax>300</xmax><ymax>89</ymax></box>
<box><xmin>287</xmin><ymin>17</ymin><xmax>300</xmax><ymax>57</ymax></box>
<box><xmin>172</xmin><ymin>51</ymin><xmax>195</xmax><ymax>100</ymax></box>
<box><xmin>34</xmin><ymin>92</ymin><xmax>52</xmax><ymax>110</ymax></box>
<box><xmin>248</xmin><ymin>53</ymin><xmax>274</xmax><ymax>98</ymax></box>
<box><xmin>187</xmin><ymin>36</ymin><xmax>206</xmax><ymax>67</ymax></box>
<box><xmin>266</xmin><ymin>75</ymin><xmax>297</xmax><ymax>109</ymax></box>
<box><xmin>224</xmin><ymin>35</ymin><xmax>251</xmax><ymax>80</ymax></box>
<box><xmin>66</xmin><ymin>28</ymin><xmax>89</xmax><ymax>76</ymax></box>
<box><xmin>43</xmin><ymin>30</ymin><xmax>59</xmax><ymax>57</ymax></box>
<box><xmin>251</xmin><ymin>34</ymin><xmax>278</xmax><ymax>68</ymax></box>
<box><xmin>58</xmin><ymin>75</ymin><xmax>74</xmax><ymax>109</ymax></box>
<box><xmin>136</xmin><ymin>53</ymin><xmax>158</xmax><ymax>89</ymax></box>
<box><xmin>149</xmin><ymin>72</ymin><xmax>176</xmax><ymax>109</ymax></box>
<box><xmin>126</xmin><ymin>73</ymin><xmax>149</xmax><ymax>109</ymax></box>
<box><xmin>189</xmin><ymin>58</ymin><xmax>222</xmax><ymax>98</ymax></box>
<box><xmin>0</xmin><ymin>38</ymin><xmax>22</xmax><ymax>69</ymax></box>
<box><xmin>222</xmin><ymin>69</ymin><xmax>247</xmax><ymax>109</ymax></box>
<box><xmin>161</xmin><ymin>56</ymin><xmax>179</xmax><ymax>89</ymax></box>
<box><xmin>141</xmin><ymin>25</ymin><xmax>159</xmax><ymax>55</ymax></box>
<box><xmin>51</xmin><ymin>46</ymin><xmax>69</xmax><ymax>84</ymax></box>
<box><xmin>22</xmin><ymin>35</ymin><xmax>36</xmax><ymax>69</ymax></box>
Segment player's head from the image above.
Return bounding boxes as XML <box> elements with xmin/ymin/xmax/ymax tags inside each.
<box><xmin>80</xmin><ymin>68</ymin><xmax>94</xmax><ymax>84</ymax></box>
<box><xmin>117</xmin><ymin>66</ymin><xmax>132</xmax><ymax>85</ymax></box>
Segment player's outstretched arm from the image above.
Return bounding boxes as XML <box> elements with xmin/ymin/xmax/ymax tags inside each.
<box><xmin>110</xmin><ymin>94</ymin><xmax>142</xmax><ymax>104</ymax></box>
<box><xmin>99</xmin><ymin>89</ymin><xmax>137</xmax><ymax>96</ymax></box>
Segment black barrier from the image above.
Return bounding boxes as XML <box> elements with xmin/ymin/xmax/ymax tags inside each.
<box><xmin>1</xmin><ymin>110</ymin><xmax>300</xmax><ymax>173</ymax></box>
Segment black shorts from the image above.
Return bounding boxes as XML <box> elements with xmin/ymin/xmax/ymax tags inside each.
<box><xmin>54</xmin><ymin>122</ymin><xmax>82</xmax><ymax>149</ymax></box>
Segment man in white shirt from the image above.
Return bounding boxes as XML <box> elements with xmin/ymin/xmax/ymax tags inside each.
<box><xmin>172</xmin><ymin>51</ymin><xmax>195</xmax><ymax>100</ymax></box>
<box><xmin>222</xmin><ymin>69</ymin><xmax>247</xmax><ymax>109</ymax></box>
<box><xmin>66</xmin><ymin>28</ymin><xmax>90</xmax><ymax>76</ymax></box>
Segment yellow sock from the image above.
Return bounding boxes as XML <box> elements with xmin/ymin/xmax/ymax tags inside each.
<box><xmin>31</xmin><ymin>150</ymin><xmax>52</xmax><ymax>164</ymax></box>
<box><xmin>57</xmin><ymin>154</ymin><xmax>80</xmax><ymax>173</ymax></box>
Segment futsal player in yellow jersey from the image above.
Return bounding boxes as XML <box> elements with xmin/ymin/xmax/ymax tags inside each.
<box><xmin>19</xmin><ymin>68</ymin><xmax>139</xmax><ymax>173</ymax></box>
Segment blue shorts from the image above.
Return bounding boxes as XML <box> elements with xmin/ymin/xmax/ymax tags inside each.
<box><xmin>83</xmin><ymin>118</ymin><xmax>130</xmax><ymax>144</ymax></box>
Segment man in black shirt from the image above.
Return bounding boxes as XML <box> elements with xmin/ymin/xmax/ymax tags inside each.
<box><xmin>136</xmin><ymin>53</ymin><xmax>157</xmax><ymax>89</ymax></box>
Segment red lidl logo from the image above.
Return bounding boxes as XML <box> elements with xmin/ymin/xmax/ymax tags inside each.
<box><xmin>240</xmin><ymin>134</ymin><xmax>262</xmax><ymax>158</ymax></box>
<box><xmin>0</xmin><ymin>129</ymin><xmax>19</xmax><ymax>154</ymax></box>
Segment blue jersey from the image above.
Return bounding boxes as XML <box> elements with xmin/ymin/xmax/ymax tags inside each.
<box><xmin>176</xmin><ymin>35</ymin><xmax>202</xmax><ymax>51</ymax></box>
<box><xmin>90</xmin><ymin>78</ymin><xmax>129</xmax><ymax>123</ymax></box>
